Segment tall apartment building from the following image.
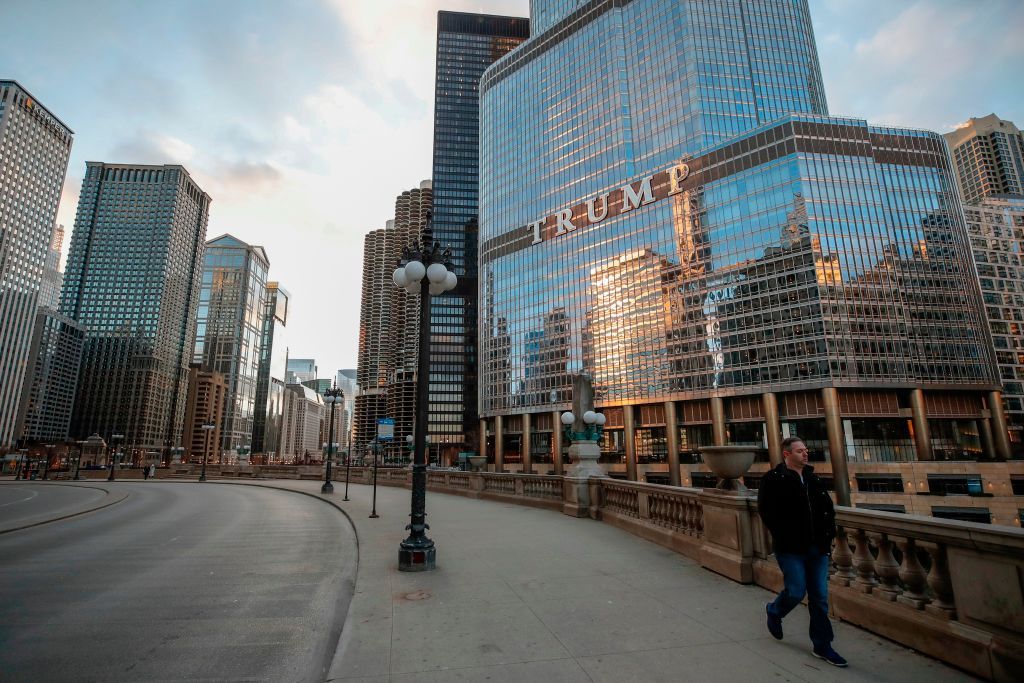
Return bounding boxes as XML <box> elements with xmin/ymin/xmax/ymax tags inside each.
<box><xmin>182</xmin><ymin>364</ymin><xmax>227</xmax><ymax>463</ymax></box>
<box><xmin>14</xmin><ymin>308</ymin><xmax>84</xmax><ymax>443</ymax></box>
<box><xmin>0</xmin><ymin>81</ymin><xmax>73</xmax><ymax>449</ymax></box>
<box><xmin>335</xmin><ymin>368</ymin><xmax>357</xmax><ymax>451</ymax></box>
<box><xmin>61</xmin><ymin>163</ymin><xmax>210</xmax><ymax>454</ymax></box>
<box><xmin>354</xmin><ymin>182</ymin><xmax>433</xmax><ymax>460</ymax></box>
<box><xmin>945</xmin><ymin>115</ymin><xmax>1024</xmax><ymax>205</ymax></box>
<box><xmin>193</xmin><ymin>234</ymin><xmax>269</xmax><ymax>460</ymax></box>
<box><xmin>252</xmin><ymin>282</ymin><xmax>289</xmax><ymax>459</ymax></box>
<box><xmin>428</xmin><ymin>11</ymin><xmax>529</xmax><ymax>464</ymax></box>
<box><xmin>477</xmin><ymin>0</ymin><xmax>1010</xmax><ymax>522</ymax></box>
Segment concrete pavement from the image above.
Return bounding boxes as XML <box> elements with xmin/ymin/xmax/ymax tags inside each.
<box><xmin>228</xmin><ymin>478</ymin><xmax>974</xmax><ymax>683</ymax></box>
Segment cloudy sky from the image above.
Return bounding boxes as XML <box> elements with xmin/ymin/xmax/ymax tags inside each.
<box><xmin>2</xmin><ymin>0</ymin><xmax>1021</xmax><ymax>377</ymax></box>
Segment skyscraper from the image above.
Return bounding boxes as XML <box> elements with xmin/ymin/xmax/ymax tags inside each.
<box><xmin>286</xmin><ymin>358</ymin><xmax>317</xmax><ymax>384</ymax></box>
<box><xmin>62</xmin><ymin>163</ymin><xmax>210</xmax><ymax>454</ymax></box>
<box><xmin>39</xmin><ymin>225</ymin><xmax>65</xmax><ymax>310</ymax></box>
<box><xmin>944</xmin><ymin>114</ymin><xmax>1024</xmax><ymax>205</ymax></box>
<box><xmin>335</xmin><ymin>368</ymin><xmax>357</xmax><ymax>452</ymax></box>
<box><xmin>477</xmin><ymin>0</ymin><xmax>1004</xmax><ymax>510</ymax></box>
<box><xmin>428</xmin><ymin>12</ymin><xmax>529</xmax><ymax>463</ymax></box>
<box><xmin>355</xmin><ymin>226</ymin><xmax>391</xmax><ymax>453</ymax></box>
<box><xmin>0</xmin><ymin>81</ymin><xmax>73</xmax><ymax>448</ymax></box>
<box><xmin>14</xmin><ymin>307</ymin><xmax>84</xmax><ymax>443</ymax></box>
<box><xmin>193</xmin><ymin>234</ymin><xmax>269</xmax><ymax>460</ymax></box>
<box><xmin>252</xmin><ymin>281</ymin><xmax>289</xmax><ymax>458</ymax></box>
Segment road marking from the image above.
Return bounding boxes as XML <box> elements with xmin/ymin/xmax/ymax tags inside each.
<box><xmin>0</xmin><ymin>490</ymin><xmax>39</xmax><ymax>507</ymax></box>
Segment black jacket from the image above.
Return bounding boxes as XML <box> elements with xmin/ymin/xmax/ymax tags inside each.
<box><xmin>757</xmin><ymin>463</ymin><xmax>836</xmax><ymax>555</ymax></box>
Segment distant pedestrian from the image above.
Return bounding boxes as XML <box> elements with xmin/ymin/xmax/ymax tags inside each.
<box><xmin>757</xmin><ymin>437</ymin><xmax>847</xmax><ymax>668</ymax></box>
<box><xmin>149</xmin><ymin>464</ymin><xmax>156</xmax><ymax>479</ymax></box>
<box><xmin>142</xmin><ymin>465</ymin><xmax>148</xmax><ymax>480</ymax></box>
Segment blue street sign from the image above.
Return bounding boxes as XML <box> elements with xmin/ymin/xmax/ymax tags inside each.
<box><xmin>377</xmin><ymin>418</ymin><xmax>395</xmax><ymax>441</ymax></box>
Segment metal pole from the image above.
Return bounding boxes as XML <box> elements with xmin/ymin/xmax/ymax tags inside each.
<box><xmin>322</xmin><ymin>397</ymin><xmax>336</xmax><ymax>494</ymax></box>
<box><xmin>398</xmin><ymin>275</ymin><xmax>435</xmax><ymax>570</ymax></box>
<box><xmin>107</xmin><ymin>444</ymin><xmax>116</xmax><ymax>481</ymax></box>
<box><xmin>343</xmin><ymin>448</ymin><xmax>351</xmax><ymax>501</ymax></box>
<box><xmin>73</xmin><ymin>451</ymin><xmax>81</xmax><ymax>480</ymax></box>
<box><xmin>200</xmin><ymin>449</ymin><xmax>208</xmax><ymax>482</ymax></box>
<box><xmin>370</xmin><ymin>441</ymin><xmax>379</xmax><ymax>519</ymax></box>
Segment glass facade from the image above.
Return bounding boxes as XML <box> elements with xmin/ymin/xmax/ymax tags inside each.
<box><xmin>194</xmin><ymin>235</ymin><xmax>269</xmax><ymax>460</ymax></box>
<box><xmin>0</xmin><ymin>81</ymin><xmax>74</xmax><ymax>448</ymax></box>
<box><xmin>15</xmin><ymin>307</ymin><xmax>84</xmax><ymax>443</ymax></box>
<box><xmin>478</xmin><ymin>0</ymin><xmax>1002</xmax><ymax>475</ymax></box>
<box><xmin>252</xmin><ymin>282</ymin><xmax>289</xmax><ymax>458</ymax></box>
<box><xmin>428</xmin><ymin>11</ymin><xmax>528</xmax><ymax>460</ymax></box>
<box><xmin>61</xmin><ymin>163</ymin><xmax>210</xmax><ymax>453</ymax></box>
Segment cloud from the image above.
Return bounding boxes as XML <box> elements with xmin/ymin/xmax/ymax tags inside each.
<box><xmin>108</xmin><ymin>129</ymin><xmax>196</xmax><ymax>165</ymax></box>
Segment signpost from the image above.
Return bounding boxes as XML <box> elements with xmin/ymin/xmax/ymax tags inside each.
<box><xmin>371</xmin><ymin>418</ymin><xmax>393</xmax><ymax>518</ymax></box>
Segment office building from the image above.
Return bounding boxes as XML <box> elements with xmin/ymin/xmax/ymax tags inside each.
<box><xmin>252</xmin><ymin>282</ymin><xmax>289</xmax><ymax>459</ymax></box>
<box><xmin>193</xmin><ymin>234</ymin><xmax>269</xmax><ymax>460</ymax></box>
<box><xmin>355</xmin><ymin>226</ymin><xmax>391</xmax><ymax>453</ymax></box>
<box><xmin>14</xmin><ymin>307</ymin><xmax>84</xmax><ymax>443</ymax></box>
<box><xmin>39</xmin><ymin>225</ymin><xmax>64</xmax><ymax>310</ymax></box>
<box><xmin>0</xmin><ymin>81</ymin><xmax>74</xmax><ymax>448</ymax></box>
<box><xmin>477</xmin><ymin>0</ymin><xmax>1009</xmax><ymax>521</ymax></box>
<box><xmin>61</xmin><ymin>163</ymin><xmax>210</xmax><ymax>453</ymax></box>
<box><xmin>945</xmin><ymin>115</ymin><xmax>1024</xmax><ymax>205</ymax></box>
<box><xmin>427</xmin><ymin>11</ymin><xmax>529</xmax><ymax>464</ymax></box>
<box><xmin>280</xmin><ymin>382</ymin><xmax>324</xmax><ymax>463</ymax></box>
<box><xmin>336</xmin><ymin>368</ymin><xmax>357</xmax><ymax>451</ymax></box>
<box><xmin>287</xmin><ymin>358</ymin><xmax>317</xmax><ymax>384</ymax></box>
<box><xmin>183</xmin><ymin>364</ymin><xmax>227</xmax><ymax>463</ymax></box>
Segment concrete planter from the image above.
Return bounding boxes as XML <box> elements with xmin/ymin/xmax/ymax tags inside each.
<box><xmin>699</xmin><ymin>445</ymin><xmax>756</xmax><ymax>492</ymax></box>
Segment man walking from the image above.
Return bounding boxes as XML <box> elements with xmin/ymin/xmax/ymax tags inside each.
<box><xmin>757</xmin><ymin>436</ymin><xmax>847</xmax><ymax>667</ymax></box>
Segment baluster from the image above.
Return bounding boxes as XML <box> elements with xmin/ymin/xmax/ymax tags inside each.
<box><xmin>868</xmin><ymin>532</ymin><xmax>901</xmax><ymax>601</ymax></box>
<box><xmin>851</xmin><ymin>528</ymin><xmax>877</xmax><ymax>593</ymax></box>
<box><xmin>920</xmin><ymin>541</ymin><xmax>957</xmax><ymax>620</ymax></box>
<box><xmin>695</xmin><ymin>504</ymin><xmax>703</xmax><ymax>535</ymax></box>
<box><xmin>894</xmin><ymin>536</ymin><xmax>929</xmax><ymax>609</ymax></box>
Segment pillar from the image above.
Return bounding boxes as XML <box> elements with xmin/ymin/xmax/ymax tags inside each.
<box><xmin>495</xmin><ymin>415</ymin><xmax>504</xmax><ymax>472</ymax></box>
<box><xmin>822</xmin><ymin>387</ymin><xmax>851</xmax><ymax>506</ymax></box>
<box><xmin>551</xmin><ymin>410</ymin><xmax>564</xmax><ymax>476</ymax></box>
<box><xmin>979</xmin><ymin>416</ymin><xmax>995</xmax><ymax>461</ymax></box>
<box><xmin>624</xmin><ymin>405</ymin><xmax>637</xmax><ymax>481</ymax></box>
<box><xmin>762</xmin><ymin>392</ymin><xmax>782</xmax><ymax>466</ymax></box>
<box><xmin>909</xmin><ymin>388</ymin><xmax>933</xmax><ymax>462</ymax></box>
<box><xmin>988</xmin><ymin>390</ymin><xmax>1012</xmax><ymax>461</ymax></box>
<box><xmin>479</xmin><ymin>418</ymin><xmax>487</xmax><ymax>462</ymax></box>
<box><xmin>711</xmin><ymin>396</ymin><xmax>726</xmax><ymax>446</ymax></box>
<box><xmin>664</xmin><ymin>400</ymin><xmax>681</xmax><ymax>487</ymax></box>
<box><xmin>522</xmin><ymin>412</ymin><xmax>532</xmax><ymax>474</ymax></box>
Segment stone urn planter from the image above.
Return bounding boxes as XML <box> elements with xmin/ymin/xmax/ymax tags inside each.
<box><xmin>466</xmin><ymin>455</ymin><xmax>487</xmax><ymax>472</ymax></box>
<box><xmin>698</xmin><ymin>445</ymin><xmax>757</xmax><ymax>492</ymax></box>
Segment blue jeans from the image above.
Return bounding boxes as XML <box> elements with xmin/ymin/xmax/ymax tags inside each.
<box><xmin>768</xmin><ymin>547</ymin><xmax>833</xmax><ymax>648</ymax></box>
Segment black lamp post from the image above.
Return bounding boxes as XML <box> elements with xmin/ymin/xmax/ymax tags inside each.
<box><xmin>391</xmin><ymin>236</ymin><xmax>458</xmax><ymax>571</ymax></box>
<box><xmin>200</xmin><ymin>422</ymin><xmax>215</xmax><ymax>482</ymax></box>
<box><xmin>107</xmin><ymin>434</ymin><xmax>123</xmax><ymax>481</ymax></box>
<box><xmin>15</xmin><ymin>449</ymin><xmax>27</xmax><ymax>480</ymax></box>
<box><xmin>322</xmin><ymin>384</ymin><xmax>344</xmax><ymax>494</ymax></box>
<box><xmin>75</xmin><ymin>440</ymin><xmax>87</xmax><ymax>480</ymax></box>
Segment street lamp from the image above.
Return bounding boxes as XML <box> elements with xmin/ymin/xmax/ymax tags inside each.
<box><xmin>199</xmin><ymin>423</ymin><xmax>215</xmax><ymax>482</ymax></box>
<box><xmin>322</xmin><ymin>384</ymin><xmax>344</xmax><ymax>494</ymax></box>
<box><xmin>391</xmin><ymin>236</ymin><xmax>458</xmax><ymax>571</ymax></box>
<box><xmin>15</xmin><ymin>448</ymin><xmax>27</xmax><ymax>480</ymax></box>
<box><xmin>74</xmin><ymin>440</ymin><xmax>87</xmax><ymax>480</ymax></box>
<box><xmin>107</xmin><ymin>434</ymin><xmax>124</xmax><ymax>481</ymax></box>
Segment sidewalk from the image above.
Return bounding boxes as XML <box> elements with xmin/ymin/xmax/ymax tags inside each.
<box><xmin>226</xmin><ymin>479</ymin><xmax>972</xmax><ymax>682</ymax></box>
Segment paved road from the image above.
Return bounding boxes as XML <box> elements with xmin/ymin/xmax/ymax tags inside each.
<box><xmin>0</xmin><ymin>483</ymin><xmax>106</xmax><ymax>529</ymax></box>
<box><xmin>0</xmin><ymin>482</ymin><xmax>356</xmax><ymax>682</ymax></box>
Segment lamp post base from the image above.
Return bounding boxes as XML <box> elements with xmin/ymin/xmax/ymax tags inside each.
<box><xmin>398</xmin><ymin>541</ymin><xmax>436</xmax><ymax>572</ymax></box>
<box><xmin>321</xmin><ymin>480</ymin><xmax>334</xmax><ymax>494</ymax></box>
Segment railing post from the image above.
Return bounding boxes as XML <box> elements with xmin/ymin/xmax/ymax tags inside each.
<box><xmin>830</xmin><ymin>526</ymin><xmax>856</xmax><ymax>586</ymax></box>
<box><xmin>893</xmin><ymin>536</ymin><xmax>929</xmax><ymax>609</ymax></box>
<box><xmin>852</xmin><ymin>528</ymin><xmax>878</xmax><ymax>593</ymax></box>
<box><xmin>869</xmin><ymin>532</ymin><xmax>902</xmax><ymax>601</ymax></box>
<box><xmin>697</xmin><ymin>489</ymin><xmax>755</xmax><ymax>584</ymax></box>
<box><xmin>921</xmin><ymin>541</ymin><xmax>957</xmax><ymax>620</ymax></box>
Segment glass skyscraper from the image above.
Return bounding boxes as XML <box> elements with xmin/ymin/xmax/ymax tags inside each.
<box><xmin>477</xmin><ymin>0</ymin><xmax>1006</xmax><ymax>504</ymax></box>
<box><xmin>428</xmin><ymin>12</ymin><xmax>529</xmax><ymax>463</ymax></box>
<box><xmin>0</xmin><ymin>81</ymin><xmax>73</xmax><ymax>449</ymax></box>
<box><xmin>252</xmin><ymin>281</ymin><xmax>289</xmax><ymax>459</ymax></box>
<box><xmin>193</xmin><ymin>234</ymin><xmax>269</xmax><ymax>460</ymax></box>
<box><xmin>62</xmin><ymin>163</ymin><xmax>210</xmax><ymax>455</ymax></box>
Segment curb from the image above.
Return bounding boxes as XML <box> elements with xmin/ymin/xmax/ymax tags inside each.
<box><xmin>0</xmin><ymin>482</ymin><xmax>130</xmax><ymax>535</ymax></box>
<box><xmin>208</xmin><ymin>480</ymin><xmax>361</xmax><ymax>682</ymax></box>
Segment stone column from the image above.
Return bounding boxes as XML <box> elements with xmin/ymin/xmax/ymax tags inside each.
<box><xmin>664</xmin><ymin>400</ymin><xmax>681</xmax><ymax>487</ymax></box>
<box><xmin>979</xmin><ymin>416</ymin><xmax>995</xmax><ymax>461</ymax></box>
<box><xmin>479</xmin><ymin>418</ymin><xmax>487</xmax><ymax>463</ymax></box>
<box><xmin>624</xmin><ymin>404</ymin><xmax>637</xmax><ymax>481</ymax></box>
<box><xmin>988</xmin><ymin>390</ymin><xmax>1012</xmax><ymax>461</ymax></box>
<box><xmin>494</xmin><ymin>415</ymin><xmax>504</xmax><ymax>473</ymax></box>
<box><xmin>522</xmin><ymin>412</ymin><xmax>532</xmax><ymax>474</ymax></box>
<box><xmin>711</xmin><ymin>397</ymin><xmax>726</xmax><ymax>446</ymax></box>
<box><xmin>909</xmin><ymin>388</ymin><xmax>933</xmax><ymax>462</ymax></box>
<box><xmin>762</xmin><ymin>392</ymin><xmax>782</xmax><ymax>466</ymax></box>
<box><xmin>551</xmin><ymin>410</ymin><xmax>564</xmax><ymax>475</ymax></box>
<box><xmin>822</xmin><ymin>387</ymin><xmax>851</xmax><ymax>506</ymax></box>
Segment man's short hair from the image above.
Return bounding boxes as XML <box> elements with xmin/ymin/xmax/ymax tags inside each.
<box><xmin>781</xmin><ymin>436</ymin><xmax>804</xmax><ymax>452</ymax></box>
